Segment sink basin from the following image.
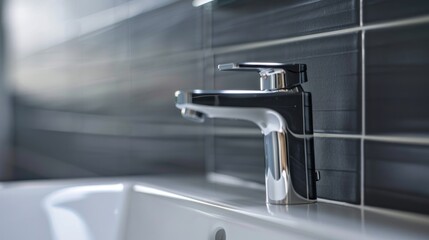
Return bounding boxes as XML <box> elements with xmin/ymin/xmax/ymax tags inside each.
<box><xmin>0</xmin><ymin>179</ymin><xmax>128</xmax><ymax>240</ymax></box>
<box><xmin>0</xmin><ymin>176</ymin><xmax>428</xmax><ymax>240</ymax></box>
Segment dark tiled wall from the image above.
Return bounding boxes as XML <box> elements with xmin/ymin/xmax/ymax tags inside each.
<box><xmin>366</xmin><ymin>24</ymin><xmax>429</xmax><ymax>135</ymax></box>
<box><xmin>211</xmin><ymin>32</ymin><xmax>362</xmax><ymax>203</ymax></box>
<box><xmin>365</xmin><ymin>141</ymin><xmax>429</xmax><ymax>214</ymax></box>
<box><xmin>10</xmin><ymin>0</ymin><xmax>206</xmax><ymax>179</ymax></box>
<box><xmin>208</xmin><ymin>0</ymin><xmax>429</xmax><ymax>214</ymax></box>
<box><xmin>209</xmin><ymin>0</ymin><xmax>362</xmax><ymax>204</ymax></box>
<box><xmin>364</xmin><ymin>22</ymin><xmax>429</xmax><ymax>214</ymax></box>
<box><xmin>8</xmin><ymin>0</ymin><xmax>429</xmax><ymax>215</ymax></box>
<box><xmin>0</xmin><ymin>1</ymin><xmax>12</xmax><ymax>180</ymax></box>
<box><xmin>363</xmin><ymin>0</ymin><xmax>429</xmax><ymax>23</ymax></box>
<box><xmin>212</xmin><ymin>0</ymin><xmax>359</xmax><ymax>46</ymax></box>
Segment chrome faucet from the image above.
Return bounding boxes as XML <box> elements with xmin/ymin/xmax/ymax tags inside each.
<box><xmin>175</xmin><ymin>62</ymin><xmax>318</xmax><ymax>205</ymax></box>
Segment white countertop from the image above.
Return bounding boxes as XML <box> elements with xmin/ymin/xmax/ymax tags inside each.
<box><xmin>1</xmin><ymin>175</ymin><xmax>428</xmax><ymax>240</ymax></box>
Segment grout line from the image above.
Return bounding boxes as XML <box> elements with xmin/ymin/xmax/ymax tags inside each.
<box><xmin>317</xmin><ymin>197</ymin><xmax>363</xmax><ymax>208</ymax></box>
<box><xmin>359</xmin><ymin>0</ymin><xmax>363</xmax><ymax>27</ymax></box>
<box><xmin>24</xmin><ymin>14</ymin><xmax>429</xmax><ymax>66</ymax></box>
<box><xmin>313</xmin><ymin>132</ymin><xmax>361</xmax><ymax>139</ymax></box>
<box><xmin>360</xmin><ymin>0</ymin><xmax>366</xmax><ymax>206</ymax></box>
<box><xmin>315</xmin><ymin>133</ymin><xmax>429</xmax><ymax>146</ymax></box>
<box><xmin>23</xmin><ymin>113</ymin><xmax>429</xmax><ymax>146</ymax></box>
<box><xmin>20</xmin><ymin>14</ymin><xmax>429</xmax><ymax>63</ymax></box>
<box><xmin>210</xmin><ymin>14</ymin><xmax>429</xmax><ymax>55</ymax></box>
<box><xmin>361</xmin><ymin>29</ymin><xmax>366</xmax><ymax>207</ymax></box>
<box><xmin>363</xmin><ymin>14</ymin><xmax>429</xmax><ymax>31</ymax></box>
<box><xmin>211</xmin><ymin>27</ymin><xmax>361</xmax><ymax>55</ymax></box>
<box><xmin>364</xmin><ymin>135</ymin><xmax>429</xmax><ymax>145</ymax></box>
<box><xmin>359</xmin><ymin>0</ymin><xmax>365</xmax><ymax>208</ymax></box>
<box><xmin>359</xmin><ymin>0</ymin><xmax>366</xmax><ymax>216</ymax></box>
<box><xmin>29</xmin><ymin>13</ymin><xmax>429</xmax><ymax>63</ymax></box>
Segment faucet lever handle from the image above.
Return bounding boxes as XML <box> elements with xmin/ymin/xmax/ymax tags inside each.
<box><xmin>218</xmin><ymin>62</ymin><xmax>307</xmax><ymax>91</ymax></box>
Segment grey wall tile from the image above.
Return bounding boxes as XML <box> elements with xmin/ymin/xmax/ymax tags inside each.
<box><xmin>130</xmin><ymin>0</ymin><xmax>202</xmax><ymax>59</ymax></box>
<box><xmin>130</xmin><ymin>55</ymin><xmax>204</xmax><ymax>123</ymax></box>
<box><xmin>212</xmin><ymin>0</ymin><xmax>359</xmax><ymax>47</ymax></box>
<box><xmin>315</xmin><ymin>138</ymin><xmax>360</xmax><ymax>171</ymax></box>
<box><xmin>213</xmin><ymin>135</ymin><xmax>361</xmax><ymax>203</ymax></box>
<box><xmin>363</xmin><ymin>0</ymin><xmax>429</xmax><ymax>24</ymax></box>
<box><xmin>9</xmin><ymin>0</ymin><xmax>429</xmax><ymax>216</ymax></box>
<box><xmin>213</xmin><ymin>33</ymin><xmax>361</xmax><ymax>133</ymax></box>
<box><xmin>315</xmin><ymin>138</ymin><xmax>361</xmax><ymax>203</ymax></box>
<box><xmin>79</xmin><ymin>22</ymin><xmax>129</xmax><ymax>63</ymax></box>
<box><xmin>214</xmin><ymin>135</ymin><xmax>265</xmax><ymax>183</ymax></box>
<box><xmin>11</xmin><ymin>21</ymin><xmax>131</xmax><ymax>115</ymax></box>
<box><xmin>317</xmin><ymin>170</ymin><xmax>360</xmax><ymax>204</ymax></box>
<box><xmin>366</xmin><ymin>24</ymin><xmax>429</xmax><ymax>135</ymax></box>
<box><xmin>13</xmin><ymin>125</ymin><xmax>100</xmax><ymax>179</ymax></box>
<box><xmin>365</xmin><ymin>141</ymin><xmax>429</xmax><ymax>215</ymax></box>
<box><xmin>68</xmin><ymin>0</ymin><xmax>124</xmax><ymax>19</ymax></box>
<box><xmin>10</xmin><ymin>0</ymin><xmax>207</xmax><ymax>180</ymax></box>
<box><xmin>0</xmin><ymin>0</ymin><xmax>12</xmax><ymax>180</ymax></box>
<box><xmin>130</xmin><ymin>137</ymin><xmax>205</xmax><ymax>175</ymax></box>
<box><xmin>15</xmin><ymin>128</ymin><xmax>79</xmax><ymax>168</ymax></box>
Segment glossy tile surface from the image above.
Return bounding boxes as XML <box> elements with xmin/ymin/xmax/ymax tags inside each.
<box><xmin>363</xmin><ymin>0</ymin><xmax>429</xmax><ymax>23</ymax></box>
<box><xmin>213</xmin><ymin>135</ymin><xmax>361</xmax><ymax>203</ymax></box>
<box><xmin>365</xmin><ymin>141</ymin><xmax>429</xmax><ymax>215</ymax></box>
<box><xmin>213</xmin><ymin>33</ymin><xmax>361</xmax><ymax>133</ymax></box>
<box><xmin>315</xmin><ymin>138</ymin><xmax>361</xmax><ymax>204</ymax></box>
<box><xmin>366</xmin><ymin>24</ymin><xmax>429</xmax><ymax>135</ymax></box>
<box><xmin>6</xmin><ymin>0</ymin><xmax>429</xmax><ymax>217</ymax></box>
<box><xmin>130</xmin><ymin>0</ymin><xmax>202</xmax><ymax>58</ymax></box>
<box><xmin>214</xmin><ymin>135</ymin><xmax>265</xmax><ymax>183</ymax></box>
<box><xmin>10</xmin><ymin>0</ymin><xmax>206</xmax><ymax>179</ymax></box>
<box><xmin>0</xmin><ymin>1</ymin><xmax>10</xmax><ymax>180</ymax></box>
<box><xmin>212</xmin><ymin>0</ymin><xmax>359</xmax><ymax>47</ymax></box>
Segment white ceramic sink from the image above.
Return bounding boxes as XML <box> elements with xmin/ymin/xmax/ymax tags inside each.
<box><xmin>0</xmin><ymin>176</ymin><xmax>428</xmax><ymax>240</ymax></box>
<box><xmin>0</xmin><ymin>179</ymin><xmax>128</xmax><ymax>240</ymax></box>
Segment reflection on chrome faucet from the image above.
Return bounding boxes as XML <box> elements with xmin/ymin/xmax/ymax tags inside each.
<box><xmin>175</xmin><ymin>62</ymin><xmax>319</xmax><ymax>205</ymax></box>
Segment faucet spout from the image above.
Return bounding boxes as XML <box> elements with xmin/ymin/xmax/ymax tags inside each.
<box><xmin>181</xmin><ymin>108</ymin><xmax>205</xmax><ymax>123</ymax></box>
<box><xmin>175</xmin><ymin>90</ymin><xmax>287</xmax><ymax>134</ymax></box>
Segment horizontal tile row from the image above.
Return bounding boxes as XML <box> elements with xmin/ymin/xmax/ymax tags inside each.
<box><xmin>365</xmin><ymin>141</ymin><xmax>429</xmax><ymax>214</ymax></box>
<box><xmin>363</xmin><ymin>0</ymin><xmax>429</xmax><ymax>23</ymax></box>
<box><xmin>213</xmin><ymin>134</ymin><xmax>361</xmax><ymax>203</ymax></box>
<box><xmin>211</xmin><ymin>0</ymin><xmax>359</xmax><ymax>47</ymax></box>
<box><xmin>213</xmin><ymin>33</ymin><xmax>362</xmax><ymax>133</ymax></box>
<box><xmin>14</xmin><ymin>126</ymin><xmax>205</xmax><ymax>179</ymax></box>
<box><xmin>210</xmin><ymin>3</ymin><xmax>429</xmax><ymax>209</ymax></box>
<box><xmin>11</xmin><ymin>0</ymin><xmax>207</xmax><ymax>180</ymax></box>
<box><xmin>209</xmin><ymin>19</ymin><xmax>362</xmax><ymax>201</ymax></box>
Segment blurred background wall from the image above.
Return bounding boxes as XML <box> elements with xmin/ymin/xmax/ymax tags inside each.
<box><xmin>0</xmin><ymin>1</ymin><xmax>12</xmax><ymax>180</ymax></box>
<box><xmin>5</xmin><ymin>0</ymin><xmax>206</xmax><ymax>179</ymax></box>
<box><xmin>1</xmin><ymin>0</ymin><xmax>429</xmax><ymax>215</ymax></box>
